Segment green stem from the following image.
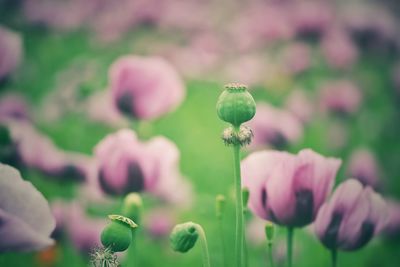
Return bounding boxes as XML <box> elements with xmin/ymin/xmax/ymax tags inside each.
<box><xmin>268</xmin><ymin>243</ymin><xmax>274</xmax><ymax>267</ymax></box>
<box><xmin>243</xmin><ymin>210</ymin><xmax>249</xmax><ymax>267</ymax></box>
<box><xmin>128</xmin><ymin>230</ymin><xmax>137</xmax><ymax>267</ymax></box>
<box><xmin>287</xmin><ymin>227</ymin><xmax>294</xmax><ymax>267</ymax></box>
<box><xmin>233</xmin><ymin>134</ymin><xmax>245</xmax><ymax>267</ymax></box>
<box><xmin>331</xmin><ymin>249</ymin><xmax>337</xmax><ymax>267</ymax></box>
<box><xmin>194</xmin><ymin>224</ymin><xmax>211</xmax><ymax>267</ymax></box>
<box><xmin>218</xmin><ymin>218</ymin><xmax>227</xmax><ymax>267</ymax></box>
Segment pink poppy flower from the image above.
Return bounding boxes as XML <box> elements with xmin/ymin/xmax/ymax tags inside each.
<box><xmin>319</xmin><ymin>80</ymin><xmax>362</xmax><ymax>115</ymax></box>
<box><xmin>347</xmin><ymin>148</ymin><xmax>381</xmax><ymax>189</ymax></box>
<box><xmin>284</xmin><ymin>89</ymin><xmax>314</xmax><ymax>123</ymax></box>
<box><xmin>109</xmin><ymin>55</ymin><xmax>185</xmax><ymax>120</ymax></box>
<box><xmin>247</xmin><ymin>102</ymin><xmax>303</xmax><ymax>149</ymax></box>
<box><xmin>321</xmin><ymin>28</ymin><xmax>358</xmax><ymax>69</ymax></box>
<box><xmin>0</xmin><ymin>26</ymin><xmax>22</xmax><ymax>80</ymax></box>
<box><xmin>242</xmin><ymin>149</ymin><xmax>341</xmax><ymax>227</ymax></box>
<box><xmin>314</xmin><ymin>179</ymin><xmax>387</xmax><ymax>251</ymax></box>
<box><xmin>0</xmin><ymin>93</ymin><xmax>30</xmax><ymax>121</ymax></box>
<box><xmin>94</xmin><ymin>129</ymin><xmax>192</xmax><ymax>206</ymax></box>
<box><xmin>282</xmin><ymin>42</ymin><xmax>311</xmax><ymax>75</ymax></box>
<box><xmin>382</xmin><ymin>199</ymin><xmax>400</xmax><ymax>238</ymax></box>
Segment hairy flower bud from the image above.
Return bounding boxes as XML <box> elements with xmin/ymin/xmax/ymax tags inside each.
<box><xmin>170</xmin><ymin>222</ymin><xmax>199</xmax><ymax>253</ymax></box>
<box><xmin>216</xmin><ymin>83</ymin><xmax>256</xmax><ymax>128</ymax></box>
<box><xmin>101</xmin><ymin>215</ymin><xmax>137</xmax><ymax>252</ymax></box>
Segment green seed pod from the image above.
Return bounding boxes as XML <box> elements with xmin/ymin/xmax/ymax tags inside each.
<box><xmin>101</xmin><ymin>214</ymin><xmax>138</xmax><ymax>252</ymax></box>
<box><xmin>122</xmin><ymin>193</ymin><xmax>142</xmax><ymax>222</ymax></box>
<box><xmin>216</xmin><ymin>83</ymin><xmax>256</xmax><ymax>128</ymax></box>
<box><xmin>215</xmin><ymin>194</ymin><xmax>226</xmax><ymax>219</ymax></box>
<box><xmin>170</xmin><ymin>222</ymin><xmax>199</xmax><ymax>253</ymax></box>
<box><xmin>265</xmin><ymin>221</ymin><xmax>275</xmax><ymax>245</ymax></box>
<box><xmin>242</xmin><ymin>187</ymin><xmax>250</xmax><ymax>209</ymax></box>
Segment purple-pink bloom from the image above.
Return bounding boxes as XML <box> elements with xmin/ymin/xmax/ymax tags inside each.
<box><xmin>282</xmin><ymin>42</ymin><xmax>311</xmax><ymax>75</ymax></box>
<box><xmin>0</xmin><ymin>93</ymin><xmax>30</xmax><ymax>121</ymax></box>
<box><xmin>0</xmin><ymin>26</ymin><xmax>22</xmax><ymax>81</ymax></box>
<box><xmin>109</xmin><ymin>55</ymin><xmax>185</xmax><ymax>120</ymax></box>
<box><xmin>247</xmin><ymin>102</ymin><xmax>303</xmax><ymax>149</ymax></box>
<box><xmin>0</xmin><ymin>164</ymin><xmax>55</xmax><ymax>252</ymax></box>
<box><xmin>321</xmin><ymin>28</ymin><xmax>358</xmax><ymax>69</ymax></box>
<box><xmin>284</xmin><ymin>89</ymin><xmax>314</xmax><ymax>124</ymax></box>
<box><xmin>242</xmin><ymin>149</ymin><xmax>341</xmax><ymax>227</ymax></box>
<box><xmin>382</xmin><ymin>199</ymin><xmax>400</xmax><ymax>238</ymax></box>
<box><xmin>314</xmin><ymin>179</ymin><xmax>387</xmax><ymax>251</ymax></box>
<box><xmin>144</xmin><ymin>208</ymin><xmax>175</xmax><ymax>238</ymax></box>
<box><xmin>319</xmin><ymin>80</ymin><xmax>362</xmax><ymax>115</ymax></box>
<box><xmin>347</xmin><ymin>148</ymin><xmax>381</xmax><ymax>189</ymax></box>
<box><xmin>94</xmin><ymin>129</ymin><xmax>192</xmax><ymax>205</ymax></box>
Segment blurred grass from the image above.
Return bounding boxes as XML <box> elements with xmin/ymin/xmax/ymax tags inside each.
<box><xmin>0</xmin><ymin>17</ymin><xmax>400</xmax><ymax>267</ymax></box>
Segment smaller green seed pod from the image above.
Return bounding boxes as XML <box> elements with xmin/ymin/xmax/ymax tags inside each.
<box><xmin>215</xmin><ymin>194</ymin><xmax>226</xmax><ymax>219</ymax></box>
<box><xmin>122</xmin><ymin>193</ymin><xmax>142</xmax><ymax>222</ymax></box>
<box><xmin>265</xmin><ymin>221</ymin><xmax>275</xmax><ymax>245</ymax></box>
<box><xmin>216</xmin><ymin>83</ymin><xmax>256</xmax><ymax>128</ymax></box>
<box><xmin>101</xmin><ymin>215</ymin><xmax>138</xmax><ymax>252</ymax></box>
<box><xmin>170</xmin><ymin>222</ymin><xmax>199</xmax><ymax>253</ymax></box>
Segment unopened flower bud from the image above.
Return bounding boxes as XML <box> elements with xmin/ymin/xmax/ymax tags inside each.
<box><xmin>265</xmin><ymin>221</ymin><xmax>275</xmax><ymax>245</ymax></box>
<box><xmin>215</xmin><ymin>194</ymin><xmax>226</xmax><ymax>219</ymax></box>
<box><xmin>216</xmin><ymin>83</ymin><xmax>256</xmax><ymax>128</ymax></box>
<box><xmin>122</xmin><ymin>193</ymin><xmax>142</xmax><ymax>222</ymax></box>
<box><xmin>242</xmin><ymin>187</ymin><xmax>250</xmax><ymax>210</ymax></box>
<box><xmin>170</xmin><ymin>222</ymin><xmax>199</xmax><ymax>253</ymax></box>
<box><xmin>101</xmin><ymin>215</ymin><xmax>138</xmax><ymax>252</ymax></box>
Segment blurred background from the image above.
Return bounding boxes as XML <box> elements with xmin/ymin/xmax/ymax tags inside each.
<box><xmin>1</xmin><ymin>0</ymin><xmax>400</xmax><ymax>266</ymax></box>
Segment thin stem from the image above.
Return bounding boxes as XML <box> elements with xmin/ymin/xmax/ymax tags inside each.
<box><xmin>233</xmin><ymin>137</ymin><xmax>244</xmax><ymax>267</ymax></box>
<box><xmin>267</xmin><ymin>243</ymin><xmax>274</xmax><ymax>267</ymax></box>
<box><xmin>243</xmin><ymin>224</ymin><xmax>249</xmax><ymax>267</ymax></box>
<box><xmin>127</xmin><ymin>230</ymin><xmax>137</xmax><ymax>267</ymax></box>
<box><xmin>194</xmin><ymin>224</ymin><xmax>211</xmax><ymax>267</ymax></box>
<box><xmin>218</xmin><ymin>218</ymin><xmax>227</xmax><ymax>267</ymax></box>
<box><xmin>287</xmin><ymin>227</ymin><xmax>294</xmax><ymax>267</ymax></box>
<box><xmin>331</xmin><ymin>249</ymin><xmax>337</xmax><ymax>267</ymax></box>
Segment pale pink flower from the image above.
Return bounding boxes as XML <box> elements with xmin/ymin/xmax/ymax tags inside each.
<box><xmin>347</xmin><ymin>148</ymin><xmax>381</xmax><ymax>189</ymax></box>
<box><xmin>0</xmin><ymin>26</ymin><xmax>22</xmax><ymax>80</ymax></box>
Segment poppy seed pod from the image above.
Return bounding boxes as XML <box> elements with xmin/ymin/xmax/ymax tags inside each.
<box><xmin>170</xmin><ymin>222</ymin><xmax>199</xmax><ymax>253</ymax></box>
<box><xmin>216</xmin><ymin>83</ymin><xmax>256</xmax><ymax>128</ymax></box>
<box><xmin>101</xmin><ymin>215</ymin><xmax>137</xmax><ymax>252</ymax></box>
<box><xmin>122</xmin><ymin>193</ymin><xmax>142</xmax><ymax>222</ymax></box>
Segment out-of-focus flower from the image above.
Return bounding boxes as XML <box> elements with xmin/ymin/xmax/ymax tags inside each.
<box><xmin>247</xmin><ymin>102</ymin><xmax>303</xmax><ymax>149</ymax></box>
<box><xmin>382</xmin><ymin>199</ymin><xmax>400</xmax><ymax>238</ymax></box>
<box><xmin>284</xmin><ymin>89</ymin><xmax>314</xmax><ymax>123</ymax></box>
<box><xmin>85</xmin><ymin>90</ymin><xmax>129</xmax><ymax>127</ymax></box>
<box><xmin>242</xmin><ymin>149</ymin><xmax>341</xmax><ymax>227</ymax></box>
<box><xmin>282</xmin><ymin>42</ymin><xmax>311</xmax><ymax>75</ymax></box>
<box><xmin>0</xmin><ymin>26</ymin><xmax>22</xmax><ymax>81</ymax></box>
<box><xmin>230</xmin><ymin>4</ymin><xmax>294</xmax><ymax>51</ymax></box>
<box><xmin>321</xmin><ymin>28</ymin><xmax>358</xmax><ymax>69</ymax></box>
<box><xmin>224</xmin><ymin>54</ymin><xmax>265</xmax><ymax>86</ymax></box>
<box><xmin>342</xmin><ymin>4</ymin><xmax>397</xmax><ymax>51</ymax></box>
<box><xmin>6</xmin><ymin>121</ymin><xmax>89</xmax><ymax>181</ymax></box>
<box><xmin>246</xmin><ymin>217</ymin><xmax>266</xmax><ymax>246</ymax></box>
<box><xmin>109</xmin><ymin>55</ymin><xmax>185</xmax><ymax>120</ymax></box>
<box><xmin>23</xmin><ymin>0</ymin><xmax>96</xmax><ymax>31</ymax></box>
<box><xmin>319</xmin><ymin>80</ymin><xmax>362</xmax><ymax>115</ymax></box>
<box><xmin>0</xmin><ymin>164</ymin><xmax>55</xmax><ymax>252</ymax></box>
<box><xmin>0</xmin><ymin>93</ymin><xmax>30</xmax><ymax>121</ymax></box>
<box><xmin>314</xmin><ymin>179</ymin><xmax>387</xmax><ymax>251</ymax></box>
<box><xmin>51</xmin><ymin>201</ymin><xmax>105</xmax><ymax>253</ymax></box>
<box><xmin>144</xmin><ymin>209</ymin><xmax>175</xmax><ymax>238</ymax></box>
<box><xmin>347</xmin><ymin>148</ymin><xmax>381</xmax><ymax>189</ymax></box>
<box><xmin>391</xmin><ymin>63</ymin><xmax>400</xmax><ymax>93</ymax></box>
<box><xmin>94</xmin><ymin>129</ymin><xmax>192</xmax><ymax>206</ymax></box>
<box><xmin>290</xmin><ymin>1</ymin><xmax>334</xmax><ymax>39</ymax></box>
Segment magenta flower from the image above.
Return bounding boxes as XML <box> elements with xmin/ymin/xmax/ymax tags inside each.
<box><xmin>0</xmin><ymin>164</ymin><xmax>55</xmax><ymax>252</ymax></box>
<box><xmin>284</xmin><ymin>89</ymin><xmax>314</xmax><ymax>123</ymax></box>
<box><xmin>51</xmin><ymin>201</ymin><xmax>105</xmax><ymax>253</ymax></box>
<box><xmin>0</xmin><ymin>93</ymin><xmax>30</xmax><ymax>121</ymax></box>
<box><xmin>94</xmin><ymin>129</ymin><xmax>192</xmax><ymax>205</ymax></box>
<box><xmin>314</xmin><ymin>179</ymin><xmax>387</xmax><ymax>251</ymax></box>
<box><xmin>0</xmin><ymin>26</ymin><xmax>22</xmax><ymax>81</ymax></box>
<box><xmin>321</xmin><ymin>28</ymin><xmax>358</xmax><ymax>69</ymax></box>
<box><xmin>109</xmin><ymin>55</ymin><xmax>185</xmax><ymax>120</ymax></box>
<box><xmin>347</xmin><ymin>148</ymin><xmax>381</xmax><ymax>189</ymax></box>
<box><xmin>282</xmin><ymin>42</ymin><xmax>311</xmax><ymax>75</ymax></box>
<box><xmin>242</xmin><ymin>149</ymin><xmax>341</xmax><ymax>227</ymax></box>
<box><xmin>319</xmin><ymin>80</ymin><xmax>362</xmax><ymax>115</ymax></box>
<box><xmin>382</xmin><ymin>200</ymin><xmax>400</xmax><ymax>238</ymax></box>
<box><xmin>7</xmin><ymin>121</ymin><xmax>88</xmax><ymax>181</ymax></box>
<box><xmin>247</xmin><ymin>102</ymin><xmax>303</xmax><ymax>149</ymax></box>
